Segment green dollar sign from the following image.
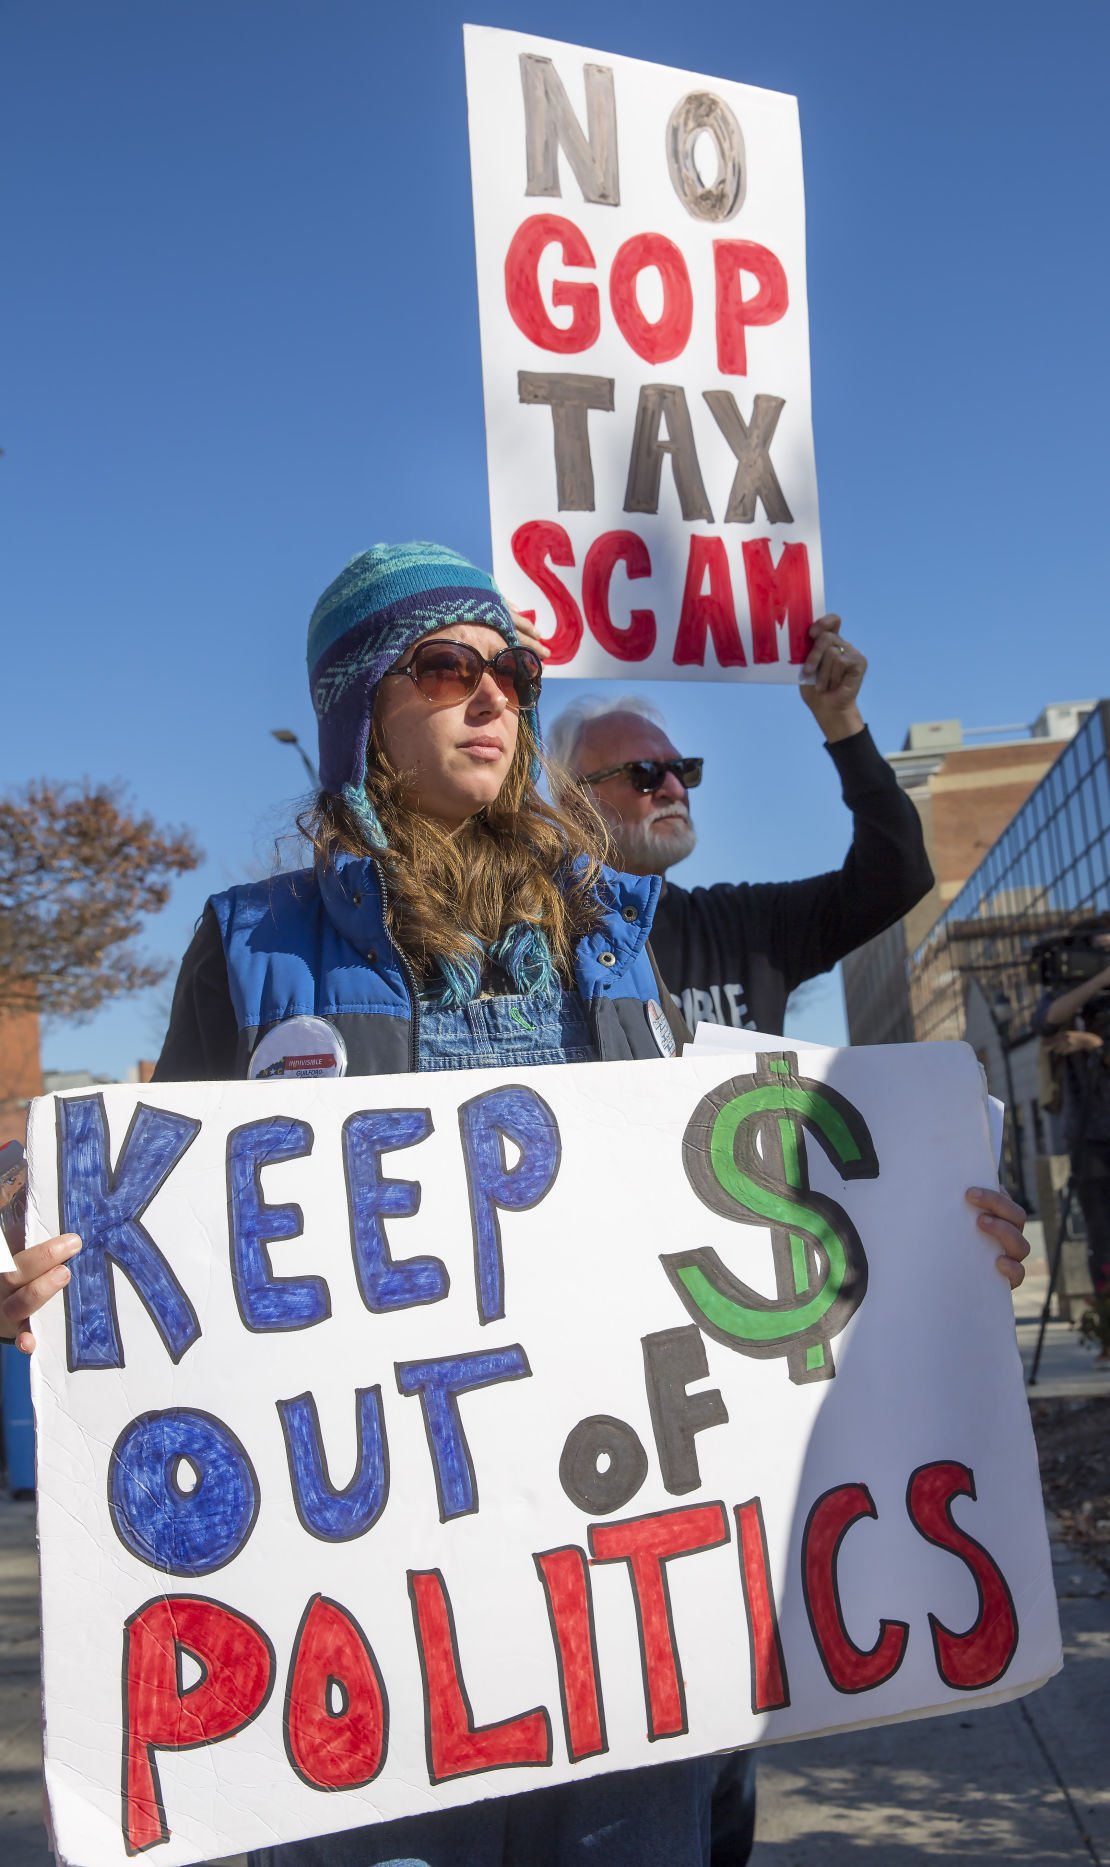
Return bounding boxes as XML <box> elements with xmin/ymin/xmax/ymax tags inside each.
<box><xmin>663</xmin><ymin>1053</ymin><xmax>879</xmax><ymax>1385</ymax></box>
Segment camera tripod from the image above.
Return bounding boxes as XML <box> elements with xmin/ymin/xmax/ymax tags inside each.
<box><xmin>1027</xmin><ymin>1058</ymin><xmax>1103</xmax><ymax>1387</ymax></box>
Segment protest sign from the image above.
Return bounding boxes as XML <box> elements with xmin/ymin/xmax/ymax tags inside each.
<box><xmin>28</xmin><ymin>1042</ymin><xmax>1059</xmax><ymax>1866</ymax></box>
<box><xmin>465</xmin><ymin>25</ymin><xmax>823</xmax><ymax>681</ymax></box>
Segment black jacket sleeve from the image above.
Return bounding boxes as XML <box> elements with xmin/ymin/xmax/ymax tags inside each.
<box><xmin>152</xmin><ymin>906</ymin><xmax>239</xmax><ymax>1083</ymax></box>
<box><xmin>760</xmin><ymin>725</ymin><xmax>933</xmax><ymax>993</ymax></box>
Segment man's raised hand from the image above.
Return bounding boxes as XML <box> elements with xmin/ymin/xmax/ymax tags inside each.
<box><xmin>800</xmin><ymin>614</ymin><xmax>867</xmax><ymax>743</ymax></box>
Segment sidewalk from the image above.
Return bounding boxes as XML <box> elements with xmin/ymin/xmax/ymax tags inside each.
<box><xmin>1013</xmin><ymin>1221</ymin><xmax>1110</xmax><ymax>1401</ymax></box>
<box><xmin>2</xmin><ymin>1243</ymin><xmax>1106</xmax><ymax>1866</ymax></box>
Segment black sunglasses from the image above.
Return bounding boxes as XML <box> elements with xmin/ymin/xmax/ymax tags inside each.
<box><xmin>382</xmin><ymin>639</ymin><xmax>543</xmax><ymax>710</ymax></box>
<box><xmin>580</xmin><ymin>757</ymin><xmax>704</xmax><ymax>795</ymax></box>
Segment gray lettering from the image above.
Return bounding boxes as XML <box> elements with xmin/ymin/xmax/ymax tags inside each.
<box><xmin>518</xmin><ymin>372</ymin><xmax>614</xmax><ymax>510</ymax></box>
<box><xmin>724</xmin><ymin>983</ymin><xmax>748</xmax><ymax>1027</ymax></box>
<box><xmin>691</xmin><ymin>989</ymin><xmax>716</xmax><ymax>1028</ymax></box>
<box><xmin>704</xmin><ymin>391</ymin><xmax>793</xmax><ymax>524</ymax></box>
<box><xmin>624</xmin><ymin>384</ymin><xmax>713</xmax><ymax>522</ymax></box>
<box><xmin>521</xmin><ymin>54</ymin><xmax>620</xmax><ymax>206</ymax></box>
<box><xmin>642</xmin><ymin>1326</ymin><xmax>729</xmax><ymax>1495</ymax></box>
<box><xmin>666</xmin><ymin>91</ymin><xmax>745</xmax><ymax>223</ymax></box>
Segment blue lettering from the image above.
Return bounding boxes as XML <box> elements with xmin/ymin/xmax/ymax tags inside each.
<box><xmin>109</xmin><ymin>1408</ymin><xmax>258</xmax><ymax>1575</ymax></box>
<box><xmin>395</xmin><ymin>1347</ymin><xmax>531</xmax><ymax>1520</ymax></box>
<box><xmin>343</xmin><ymin>1110</ymin><xmax>448</xmax><ymax>1312</ymax></box>
<box><xmin>278</xmin><ymin>1387</ymin><xmax>389</xmax><ymax>1541</ymax></box>
<box><xmin>227</xmin><ymin>1118</ymin><xmax>330</xmax><ymax>1331</ymax></box>
<box><xmin>59</xmin><ymin>1096</ymin><xmax>201</xmax><ymax>1371</ymax></box>
<box><xmin>458</xmin><ymin>1087</ymin><xmax>561</xmax><ymax>1324</ymax></box>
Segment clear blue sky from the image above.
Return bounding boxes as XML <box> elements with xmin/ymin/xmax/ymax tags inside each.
<box><xmin>4</xmin><ymin>0</ymin><xmax>1108</xmax><ymax>1077</ymax></box>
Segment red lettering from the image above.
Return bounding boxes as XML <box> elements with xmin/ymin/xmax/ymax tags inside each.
<box><xmin>582</xmin><ymin>531</ymin><xmax>656</xmax><ymax>662</ymax></box>
<box><xmin>713</xmin><ymin>241</ymin><xmax>789</xmax><ymax>376</ymax></box>
<box><xmin>588</xmin><ymin>1502</ymin><xmax>729</xmax><ymax>1739</ymax></box>
<box><xmin>123</xmin><ymin>1596</ymin><xmax>274</xmax><ymax>1854</ymax></box>
<box><xmin>735</xmin><ymin>1499</ymin><xmax>789</xmax><ymax>1714</ymax></box>
<box><xmin>285</xmin><ymin>1594</ymin><xmax>387</xmax><ymax>1790</ymax></box>
<box><xmin>510</xmin><ymin>521</ymin><xmax>583</xmax><ymax>664</ymax></box>
<box><xmin>907</xmin><ymin>1462</ymin><xmax>1019</xmax><ymax>1690</ymax></box>
<box><xmin>505</xmin><ymin>214</ymin><xmax>600</xmax><ymax>354</ymax></box>
<box><xmin>535</xmin><ymin>1546</ymin><xmax>607</xmax><ymax>1761</ymax></box>
<box><xmin>742</xmin><ymin>539</ymin><xmax>813</xmax><ymax>664</ymax></box>
<box><xmin>408</xmin><ymin>1569</ymin><xmax>551</xmax><ymax>1782</ymax></box>
<box><xmin>674</xmin><ymin>536</ymin><xmax>746</xmax><ymax>668</ymax></box>
<box><xmin>609</xmin><ymin>233</ymin><xmax>693</xmax><ymax>364</ymax></box>
<box><xmin>802</xmin><ymin>1484</ymin><xmax>909</xmax><ymax>1695</ymax></box>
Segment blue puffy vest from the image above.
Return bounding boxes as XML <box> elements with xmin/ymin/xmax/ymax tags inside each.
<box><xmin>209</xmin><ymin>853</ymin><xmax>679</xmax><ymax>1076</ymax></box>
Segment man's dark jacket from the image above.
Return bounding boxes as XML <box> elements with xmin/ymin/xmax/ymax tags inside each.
<box><xmin>649</xmin><ymin>727</ymin><xmax>933</xmax><ymax>1035</ymax></box>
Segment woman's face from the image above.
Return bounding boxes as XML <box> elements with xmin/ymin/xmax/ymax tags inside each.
<box><xmin>373</xmin><ymin>623</ymin><xmax>524</xmax><ymax>827</ymax></box>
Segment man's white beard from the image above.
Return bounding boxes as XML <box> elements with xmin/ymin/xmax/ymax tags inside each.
<box><xmin>611</xmin><ymin>806</ymin><xmax>697</xmax><ymax>875</ymax></box>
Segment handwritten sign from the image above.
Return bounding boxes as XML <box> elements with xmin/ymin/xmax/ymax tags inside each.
<box><xmin>27</xmin><ymin>1042</ymin><xmax>1060</xmax><ymax>1866</ymax></box>
<box><xmin>465</xmin><ymin>25</ymin><xmax>823</xmax><ymax>681</ymax></box>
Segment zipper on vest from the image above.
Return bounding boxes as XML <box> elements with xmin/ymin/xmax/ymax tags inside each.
<box><xmin>372</xmin><ymin>859</ymin><xmax>420</xmax><ymax>1072</ymax></box>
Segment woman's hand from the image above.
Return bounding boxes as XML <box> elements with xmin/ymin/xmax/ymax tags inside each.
<box><xmin>965</xmin><ymin>1187</ymin><xmax>1029</xmax><ymax>1290</ymax></box>
<box><xmin>508</xmin><ymin>604</ymin><xmax>552</xmax><ymax>662</ymax></box>
<box><xmin>1</xmin><ymin>1234</ymin><xmax>82</xmax><ymax>1355</ymax></box>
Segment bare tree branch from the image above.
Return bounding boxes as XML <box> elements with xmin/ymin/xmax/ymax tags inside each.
<box><xmin>0</xmin><ymin>780</ymin><xmax>201</xmax><ymax>1021</ymax></box>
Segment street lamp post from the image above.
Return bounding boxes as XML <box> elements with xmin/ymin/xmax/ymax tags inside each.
<box><xmin>271</xmin><ymin>730</ymin><xmax>319</xmax><ymax>789</ymax></box>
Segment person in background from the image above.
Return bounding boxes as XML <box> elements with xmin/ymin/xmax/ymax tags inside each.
<box><xmin>1035</xmin><ymin>929</ymin><xmax>1110</xmax><ymax>1304</ymax></box>
<box><xmin>534</xmin><ymin>615</ymin><xmax>933</xmax><ymax>1038</ymax></box>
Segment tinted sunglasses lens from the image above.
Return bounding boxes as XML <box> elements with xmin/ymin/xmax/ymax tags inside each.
<box><xmin>409</xmin><ymin>643</ymin><xmax>482</xmax><ymax>700</ymax></box>
<box><xmin>628</xmin><ymin>759</ymin><xmax>702</xmax><ymax>793</ymax></box>
<box><xmin>494</xmin><ymin>647</ymin><xmax>542</xmax><ymax>707</ymax></box>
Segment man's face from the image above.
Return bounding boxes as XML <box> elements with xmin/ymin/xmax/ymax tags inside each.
<box><xmin>573</xmin><ymin>712</ymin><xmax>698</xmax><ymax>876</ymax></box>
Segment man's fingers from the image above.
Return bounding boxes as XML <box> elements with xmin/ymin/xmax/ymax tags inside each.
<box><xmin>5</xmin><ymin>1233</ymin><xmax>81</xmax><ymax>1283</ymax></box>
<box><xmin>966</xmin><ymin>1186</ymin><xmax>1026</xmax><ymax>1230</ymax></box>
<box><xmin>1</xmin><ymin>1234</ymin><xmax>81</xmax><ymax>1304</ymax></box>
<box><xmin>804</xmin><ymin>636</ymin><xmax>865</xmax><ymax>690</ymax></box>
<box><xmin>965</xmin><ymin>1188</ymin><xmax>1029</xmax><ymax>1285</ymax></box>
<box><xmin>0</xmin><ymin>1260</ymin><xmax>73</xmax><ymax>1328</ymax></box>
<box><xmin>0</xmin><ymin>1239</ymin><xmax>79</xmax><ymax>1329</ymax></box>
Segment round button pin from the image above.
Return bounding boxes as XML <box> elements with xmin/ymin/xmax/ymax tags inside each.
<box><xmin>647</xmin><ymin>999</ymin><xmax>676</xmax><ymax>1058</ymax></box>
<box><xmin>247</xmin><ymin>1016</ymin><xmax>348</xmax><ymax>1081</ymax></box>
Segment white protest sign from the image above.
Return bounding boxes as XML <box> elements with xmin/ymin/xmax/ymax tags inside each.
<box><xmin>688</xmin><ymin>1024</ymin><xmax>1010</xmax><ymax>1171</ymax></box>
<box><xmin>465</xmin><ymin>24</ymin><xmax>823</xmax><ymax>682</ymax></box>
<box><xmin>27</xmin><ymin>1043</ymin><xmax>1060</xmax><ymax>1867</ymax></box>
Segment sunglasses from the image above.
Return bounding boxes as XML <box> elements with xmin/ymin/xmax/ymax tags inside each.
<box><xmin>382</xmin><ymin>639</ymin><xmax>543</xmax><ymax>710</ymax></box>
<box><xmin>580</xmin><ymin>757</ymin><xmax>704</xmax><ymax>795</ymax></box>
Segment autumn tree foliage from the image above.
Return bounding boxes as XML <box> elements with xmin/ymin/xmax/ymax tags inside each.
<box><xmin>0</xmin><ymin>780</ymin><xmax>201</xmax><ymax>1020</ymax></box>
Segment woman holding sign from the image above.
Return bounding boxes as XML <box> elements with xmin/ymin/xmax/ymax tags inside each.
<box><xmin>3</xmin><ymin>541</ymin><xmax>1029</xmax><ymax>1867</ymax></box>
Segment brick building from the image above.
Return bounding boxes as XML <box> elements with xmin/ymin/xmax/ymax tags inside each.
<box><xmin>0</xmin><ymin>1012</ymin><xmax>43</xmax><ymax>1146</ymax></box>
<box><xmin>841</xmin><ymin>703</ymin><xmax>1095</xmax><ymax>1045</ymax></box>
<box><xmin>907</xmin><ymin>700</ymin><xmax>1110</xmax><ymax>1213</ymax></box>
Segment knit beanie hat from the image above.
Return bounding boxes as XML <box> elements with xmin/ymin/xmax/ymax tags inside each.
<box><xmin>306</xmin><ymin>541</ymin><xmax>558</xmax><ymax>1006</ymax></box>
<box><xmin>307</xmin><ymin>542</ymin><xmax>524</xmax><ymax>843</ymax></box>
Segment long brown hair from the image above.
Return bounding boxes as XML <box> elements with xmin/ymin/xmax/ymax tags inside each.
<box><xmin>301</xmin><ymin>716</ymin><xmax>611</xmax><ymax>991</ymax></box>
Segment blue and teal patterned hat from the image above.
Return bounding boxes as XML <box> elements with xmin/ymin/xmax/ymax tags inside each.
<box><xmin>307</xmin><ymin>542</ymin><xmax>521</xmax><ymax>815</ymax></box>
